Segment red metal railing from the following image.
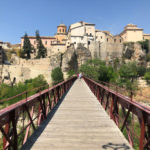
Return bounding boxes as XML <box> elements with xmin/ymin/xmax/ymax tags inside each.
<box><xmin>83</xmin><ymin>76</ymin><xmax>150</xmax><ymax>150</ymax></box>
<box><xmin>0</xmin><ymin>76</ymin><xmax>77</xmax><ymax>150</ymax></box>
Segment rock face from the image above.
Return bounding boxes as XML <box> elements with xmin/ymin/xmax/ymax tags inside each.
<box><xmin>2</xmin><ymin>57</ymin><xmax>52</xmax><ymax>84</ymax></box>
<box><xmin>123</xmin><ymin>43</ymin><xmax>146</xmax><ymax>65</ymax></box>
<box><xmin>76</xmin><ymin>44</ymin><xmax>92</xmax><ymax>66</ymax></box>
<box><xmin>62</xmin><ymin>44</ymin><xmax>92</xmax><ymax>74</ymax></box>
<box><xmin>1</xmin><ymin>41</ymin><xmax>148</xmax><ymax>84</ymax></box>
<box><xmin>49</xmin><ymin>53</ymin><xmax>62</xmax><ymax>70</ymax></box>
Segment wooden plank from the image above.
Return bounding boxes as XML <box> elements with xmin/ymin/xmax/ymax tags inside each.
<box><xmin>30</xmin><ymin>79</ymin><xmax>134</xmax><ymax>150</ymax></box>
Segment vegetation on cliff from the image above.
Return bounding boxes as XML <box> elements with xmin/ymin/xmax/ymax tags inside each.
<box><xmin>36</xmin><ymin>30</ymin><xmax>47</xmax><ymax>58</ymax></box>
<box><xmin>22</xmin><ymin>33</ymin><xmax>33</xmax><ymax>59</ymax></box>
<box><xmin>80</xmin><ymin>59</ymin><xmax>148</xmax><ymax>91</ymax></box>
<box><xmin>0</xmin><ymin>75</ymin><xmax>48</xmax><ymax>107</ymax></box>
<box><xmin>51</xmin><ymin>67</ymin><xmax>64</xmax><ymax>85</ymax></box>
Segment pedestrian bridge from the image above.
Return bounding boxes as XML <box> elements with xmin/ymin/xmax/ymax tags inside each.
<box><xmin>0</xmin><ymin>76</ymin><xmax>150</xmax><ymax>150</ymax></box>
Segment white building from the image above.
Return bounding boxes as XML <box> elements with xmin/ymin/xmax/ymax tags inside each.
<box><xmin>0</xmin><ymin>41</ymin><xmax>11</xmax><ymax>50</ymax></box>
<box><xmin>67</xmin><ymin>21</ymin><xmax>96</xmax><ymax>48</ymax></box>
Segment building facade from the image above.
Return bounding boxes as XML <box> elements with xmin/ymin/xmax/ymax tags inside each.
<box><xmin>119</xmin><ymin>24</ymin><xmax>150</xmax><ymax>42</ymax></box>
<box><xmin>21</xmin><ymin>22</ymin><xmax>150</xmax><ymax>59</ymax></box>
<box><xmin>143</xmin><ymin>34</ymin><xmax>150</xmax><ymax>40</ymax></box>
<box><xmin>67</xmin><ymin>21</ymin><xmax>95</xmax><ymax>48</ymax></box>
<box><xmin>21</xmin><ymin>24</ymin><xmax>68</xmax><ymax>57</ymax></box>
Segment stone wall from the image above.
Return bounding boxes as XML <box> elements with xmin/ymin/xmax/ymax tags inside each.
<box><xmin>123</xmin><ymin>42</ymin><xmax>146</xmax><ymax>65</ymax></box>
<box><xmin>2</xmin><ymin>56</ymin><xmax>52</xmax><ymax>84</ymax></box>
<box><xmin>88</xmin><ymin>41</ymin><xmax>123</xmax><ymax>61</ymax></box>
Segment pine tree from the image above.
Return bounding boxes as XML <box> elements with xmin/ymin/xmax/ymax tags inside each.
<box><xmin>36</xmin><ymin>30</ymin><xmax>47</xmax><ymax>58</ymax></box>
<box><xmin>22</xmin><ymin>33</ymin><xmax>32</xmax><ymax>59</ymax></box>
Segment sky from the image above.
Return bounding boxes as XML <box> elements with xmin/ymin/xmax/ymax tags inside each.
<box><xmin>0</xmin><ymin>0</ymin><xmax>150</xmax><ymax>44</ymax></box>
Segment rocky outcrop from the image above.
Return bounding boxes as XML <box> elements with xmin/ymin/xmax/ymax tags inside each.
<box><xmin>62</xmin><ymin>44</ymin><xmax>92</xmax><ymax>73</ymax></box>
<box><xmin>2</xmin><ymin>57</ymin><xmax>52</xmax><ymax>84</ymax></box>
<box><xmin>76</xmin><ymin>44</ymin><xmax>92</xmax><ymax>66</ymax></box>
<box><xmin>123</xmin><ymin>42</ymin><xmax>146</xmax><ymax>65</ymax></box>
<box><xmin>1</xmin><ymin>41</ymin><xmax>148</xmax><ymax>84</ymax></box>
<box><xmin>49</xmin><ymin>52</ymin><xmax>62</xmax><ymax>70</ymax></box>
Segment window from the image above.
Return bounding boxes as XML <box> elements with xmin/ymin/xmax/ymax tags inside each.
<box><xmin>120</xmin><ymin>39</ymin><xmax>122</xmax><ymax>43</ymax></box>
<box><xmin>45</xmin><ymin>41</ymin><xmax>47</xmax><ymax>45</ymax></box>
<box><xmin>34</xmin><ymin>40</ymin><xmax>36</xmax><ymax>44</ymax></box>
<box><xmin>114</xmin><ymin>39</ymin><xmax>116</xmax><ymax>43</ymax></box>
<box><xmin>59</xmin><ymin>29</ymin><xmax>61</xmax><ymax>32</ymax></box>
<box><xmin>58</xmin><ymin>49</ymin><xmax>59</xmax><ymax>51</ymax></box>
<box><xmin>101</xmin><ymin>36</ymin><xmax>103</xmax><ymax>39</ymax></box>
<box><xmin>74</xmin><ymin>42</ymin><xmax>76</xmax><ymax>44</ymax></box>
<box><xmin>63</xmin><ymin>29</ymin><xmax>64</xmax><ymax>32</ymax></box>
<box><xmin>88</xmin><ymin>41</ymin><xmax>90</xmax><ymax>45</ymax></box>
<box><xmin>107</xmin><ymin>38</ymin><xmax>108</xmax><ymax>42</ymax></box>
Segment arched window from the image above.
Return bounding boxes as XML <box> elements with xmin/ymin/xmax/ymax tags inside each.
<box><xmin>59</xmin><ymin>29</ymin><xmax>61</xmax><ymax>33</ymax></box>
<box><xmin>114</xmin><ymin>39</ymin><xmax>116</xmax><ymax>43</ymax></box>
<box><xmin>45</xmin><ymin>41</ymin><xmax>47</xmax><ymax>45</ymax></box>
<box><xmin>63</xmin><ymin>29</ymin><xmax>64</xmax><ymax>32</ymax></box>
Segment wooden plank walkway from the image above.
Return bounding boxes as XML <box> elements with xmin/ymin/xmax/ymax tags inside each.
<box><xmin>30</xmin><ymin>79</ymin><xmax>133</xmax><ymax>150</ymax></box>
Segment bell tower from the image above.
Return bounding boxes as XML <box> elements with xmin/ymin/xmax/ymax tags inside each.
<box><xmin>57</xmin><ymin>24</ymin><xmax>67</xmax><ymax>34</ymax></box>
<box><xmin>55</xmin><ymin>24</ymin><xmax>67</xmax><ymax>44</ymax></box>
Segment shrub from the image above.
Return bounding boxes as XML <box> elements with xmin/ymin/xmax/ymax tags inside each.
<box><xmin>138</xmin><ymin>40</ymin><xmax>149</xmax><ymax>54</ymax></box>
<box><xmin>0</xmin><ymin>75</ymin><xmax>48</xmax><ymax>106</ymax></box>
<box><xmin>144</xmin><ymin>71</ymin><xmax>150</xmax><ymax>84</ymax></box>
<box><xmin>137</xmin><ymin>66</ymin><xmax>146</xmax><ymax>77</ymax></box>
<box><xmin>146</xmin><ymin>54</ymin><xmax>150</xmax><ymax>62</ymax></box>
<box><xmin>67</xmin><ymin>69</ymin><xmax>75</xmax><ymax>78</ymax></box>
<box><xmin>51</xmin><ymin>67</ymin><xmax>64</xmax><ymax>85</ymax></box>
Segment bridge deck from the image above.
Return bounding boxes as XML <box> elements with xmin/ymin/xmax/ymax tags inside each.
<box><xmin>30</xmin><ymin>79</ymin><xmax>133</xmax><ymax>150</ymax></box>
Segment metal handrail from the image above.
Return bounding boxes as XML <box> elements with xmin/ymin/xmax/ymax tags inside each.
<box><xmin>83</xmin><ymin>76</ymin><xmax>150</xmax><ymax>150</ymax></box>
<box><xmin>0</xmin><ymin>76</ymin><xmax>77</xmax><ymax>150</ymax></box>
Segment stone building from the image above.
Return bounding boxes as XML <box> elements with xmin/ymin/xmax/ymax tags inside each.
<box><xmin>0</xmin><ymin>41</ymin><xmax>12</xmax><ymax>50</ymax></box>
<box><xmin>119</xmin><ymin>24</ymin><xmax>150</xmax><ymax>42</ymax></box>
<box><xmin>66</xmin><ymin>21</ymin><xmax>123</xmax><ymax>61</ymax></box>
<box><xmin>21</xmin><ymin>24</ymin><xmax>68</xmax><ymax>57</ymax></box>
<box><xmin>67</xmin><ymin>21</ymin><xmax>95</xmax><ymax>48</ymax></box>
<box><xmin>0</xmin><ymin>46</ymin><xmax>3</xmax><ymax>64</ymax></box>
<box><xmin>55</xmin><ymin>24</ymin><xmax>67</xmax><ymax>43</ymax></box>
<box><xmin>20</xmin><ymin>22</ymin><xmax>150</xmax><ymax>61</ymax></box>
<box><xmin>21</xmin><ymin>36</ymin><xmax>56</xmax><ymax>49</ymax></box>
<box><xmin>94</xmin><ymin>30</ymin><xmax>123</xmax><ymax>60</ymax></box>
<box><xmin>143</xmin><ymin>34</ymin><xmax>150</xmax><ymax>40</ymax></box>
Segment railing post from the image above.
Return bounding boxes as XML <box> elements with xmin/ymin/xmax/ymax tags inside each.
<box><xmin>3</xmin><ymin>123</ymin><xmax>9</xmax><ymax>149</ymax></box>
<box><xmin>11</xmin><ymin>110</ymin><xmax>18</xmax><ymax>150</ymax></box>
<box><xmin>26</xmin><ymin>91</ymin><xmax>28</xmax><ymax>101</ymax></box>
<box><xmin>130</xmin><ymin>91</ymin><xmax>133</xmax><ymax>101</ymax></box>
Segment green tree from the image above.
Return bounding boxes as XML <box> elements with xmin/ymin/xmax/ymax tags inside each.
<box><xmin>51</xmin><ymin>67</ymin><xmax>64</xmax><ymax>85</ymax></box>
<box><xmin>0</xmin><ymin>75</ymin><xmax>48</xmax><ymax>107</ymax></box>
<box><xmin>137</xmin><ymin>66</ymin><xmax>146</xmax><ymax>77</ymax></box>
<box><xmin>80</xmin><ymin>59</ymin><xmax>117</xmax><ymax>83</ymax></box>
<box><xmin>144</xmin><ymin>71</ymin><xmax>150</xmax><ymax>84</ymax></box>
<box><xmin>118</xmin><ymin>62</ymin><xmax>138</xmax><ymax>91</ymax></box>
<box><xmin>67</xmin><ymin>69</ymin><xmax>75</xmax><ymax>78</ymax></box>
<box><xmin>138</xmin><ymin>40</ymin><xmax>149</xmax><ymax>54</ymax></box>
<box><xmin>22</xmin><ymin>33</ymin><xmax>32</xmax><ymax>59</ymax></box>
<box><xmin>36</xmin><ymin>30</ymin><xmax>47</xmax><ymax>58</ymax></box>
